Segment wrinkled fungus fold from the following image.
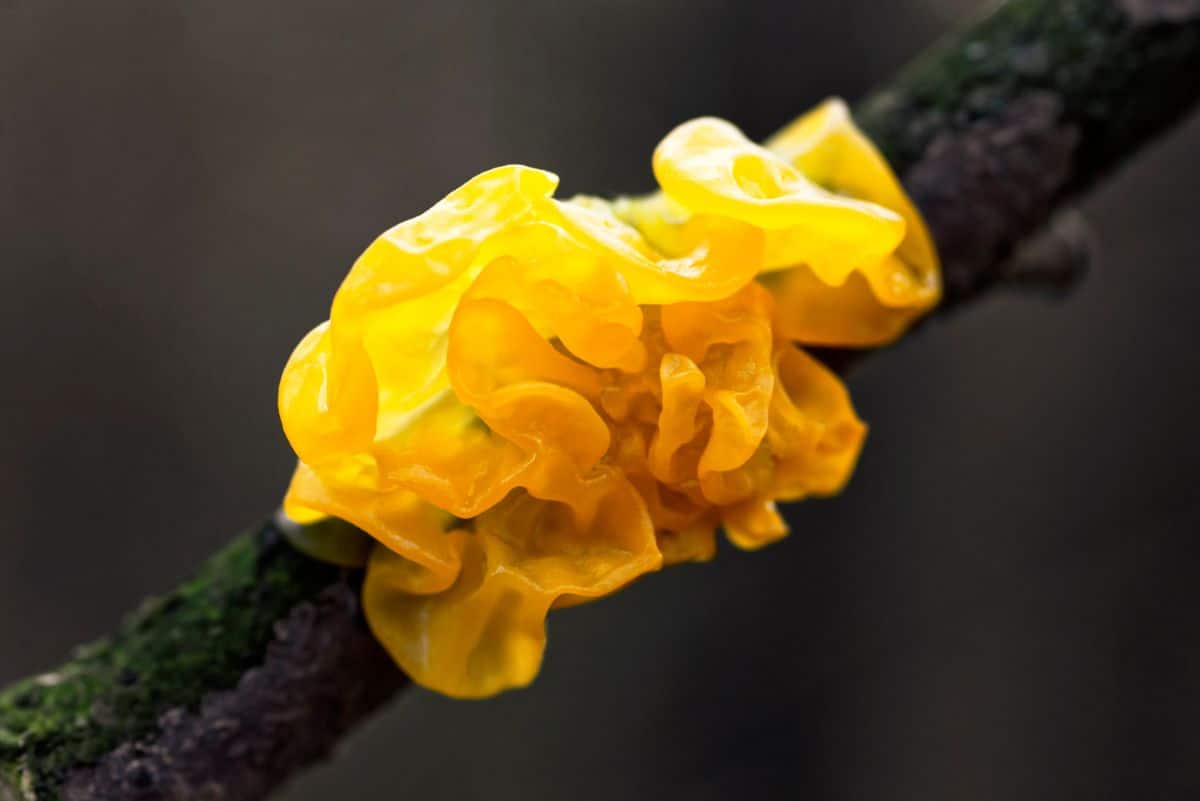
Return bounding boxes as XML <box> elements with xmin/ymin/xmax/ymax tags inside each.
<box><xmin>279</xmin><ymin>98</ymin><xmax>940</xmax><ymax>697</ymax></box>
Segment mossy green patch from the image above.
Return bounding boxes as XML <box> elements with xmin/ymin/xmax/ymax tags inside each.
<box><xmin>856</xmin><ymin>0</ymin><xmax>1200</xmax><ymax>185</ymax></box>
<box><xmin>0</xmin><ymin>522</ymin><xmax>346</xmax><ymax>799</ymax></box>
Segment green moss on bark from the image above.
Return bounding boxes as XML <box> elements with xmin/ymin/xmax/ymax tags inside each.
<box><xmin>856</xmin><ymin>0</ymin><xmax>1200</xmax><ymax>187</ymax></box>
<box><xmin>0</xmin><ymin>523</ymin><xmax>344</xmax><ymax>799</ymax></box>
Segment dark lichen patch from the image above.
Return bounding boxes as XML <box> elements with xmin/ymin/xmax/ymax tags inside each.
<box><xmin>0</xmin><ymin>521</ymin><xmax>345</xmax><ymax>799</ymax></box>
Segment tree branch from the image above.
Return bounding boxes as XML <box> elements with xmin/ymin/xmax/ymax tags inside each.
<box><xmin>3</xmin><ymin>0</ymin><xmax>1198</xmax><ymax>798</ymax></box>
<box><xmin>855</xmin><ymin>0</ymin><xmax>1200</xmax><ymax>302</ymax></box>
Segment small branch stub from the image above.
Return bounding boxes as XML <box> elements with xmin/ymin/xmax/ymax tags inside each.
<box><xmin>998</xmin><ymin>210</ymin><xmax>1094</xmax><ymax>294</ymax></box>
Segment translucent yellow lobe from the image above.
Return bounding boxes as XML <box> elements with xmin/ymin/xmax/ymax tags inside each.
<box><xmin>278</xmin><ymin>98</ymin><xmax>938</xmax><ymax>698</ymax></box>
<box><xmin>621</xmin><ymin>98</ymin><xmax>940</xmax><ymax>345</ymax></box>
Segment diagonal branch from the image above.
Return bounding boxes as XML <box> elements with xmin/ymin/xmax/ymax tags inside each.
<box><xmin>2</xmin><ymin>1</ymin><xmax>1198</xmax><ymax>798</ymax></box>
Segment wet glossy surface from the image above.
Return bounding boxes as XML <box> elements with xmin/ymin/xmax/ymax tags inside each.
<box><xmin>279</xmin><ymin>104</ymin><xmax>932</xmax><ymax>697</ymax></box>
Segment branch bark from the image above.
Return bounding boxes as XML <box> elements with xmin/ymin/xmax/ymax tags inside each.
<box><xmin>856</xmin><ymin>0</ymin><xmax>1200</xmax><ymax>302</ymax></box>
<box><xmin>3</xmin><ymin>0</ymin><xmax>1199</xmax><ymax>798</ymax></box>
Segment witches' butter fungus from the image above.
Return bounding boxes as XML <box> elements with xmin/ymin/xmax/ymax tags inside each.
<box><xmin>278</xmin><ymin>98</ymin><xmax>940</xmax><ymax>698</ymax></box>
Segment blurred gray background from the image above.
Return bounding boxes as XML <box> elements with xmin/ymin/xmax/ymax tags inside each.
<box><xmin>3</xmin><ymin>1</ymin><xmax>1199</xmax><ymax>799</ymax></box>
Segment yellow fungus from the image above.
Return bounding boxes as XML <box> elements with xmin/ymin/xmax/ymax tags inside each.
<box><xmin>279</xmin><ymin>98</ymin><xmax>936</xmax><ymax>698</ymax></box>
<box><xmin>618</xmin><ymin>98</ymin><xmax>940</xmax><ymax>345</ymax></box>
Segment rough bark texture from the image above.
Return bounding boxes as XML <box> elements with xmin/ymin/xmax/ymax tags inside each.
<box><xmin>2</xmin><ymin>0</ymin><xmax>1199</xmax><ymax>798</ymax></box>
<box><xmin>60</xmin><ymin>582</ymin><xmax>402</xmax><ymax>801</ymax></box>
<box><xmin>855</xmin><ymin>0</ymin><xmax>1200</xmax><ymax>302</ymax></box>
<box><xmin>0</xmin><ymin>524</ymin><xmax>404</xmax><ymax>801</ymax></box>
